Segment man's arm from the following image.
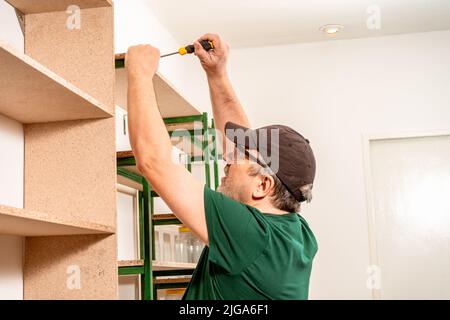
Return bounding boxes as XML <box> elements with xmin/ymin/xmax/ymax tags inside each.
<box><xmin>194</xmin><ymin>34</ymin><xmax>251</xmax><ymax>155</ymax></box>
<box><xmin>126</xmin><ymin>45</ymin><xmax>208</xmax><ymax>244</ymax></box>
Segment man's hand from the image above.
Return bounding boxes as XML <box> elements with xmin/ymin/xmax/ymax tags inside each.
<box><xmin>125</xmin><ymin>44</ymin><xmax>160</xmax><ymax>78</ymax></box>
<box><xmin>194</xmin><ymin>33</ymin><xmax>250</xmax><ymax>155</ymax></box>
<box><xmin>194</xmin><ymin>33</ymin><xmax>229</xmax><ymax>78</ymax></box>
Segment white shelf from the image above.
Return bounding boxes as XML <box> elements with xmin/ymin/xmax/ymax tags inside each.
<box><xmin>115</xmin><ymin>57</ymin><xmax>201</xmax><ymax>118</ymax></box>
<box><xmin>0</xmin><ymin>204</ymin><xmax>115</xmax><ymax>236</ymax></box>
<box><xmin>0</xmin><ymin>42</ymin><xmax>113</xmax><ymax>124</ymax></box>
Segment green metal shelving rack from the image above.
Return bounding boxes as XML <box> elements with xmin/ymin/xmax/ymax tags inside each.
<box><xmin>117</xmin><ymin>114</ymin><xmax>221</xmax><ymax>300</ymax></box>
<box><xmin>115</xmin><ymin>54</ymin><xmax>222</xmax><ymax>299</ymax></box>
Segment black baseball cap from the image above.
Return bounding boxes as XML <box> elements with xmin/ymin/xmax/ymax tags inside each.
<box><xmin>225</xmin><ymin>122</ymin><xmax>316</xmax><ymax>203</ymax></box>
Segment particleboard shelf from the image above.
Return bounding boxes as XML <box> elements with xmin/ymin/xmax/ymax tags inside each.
<box><xmin>118</xmin><ymin>260</ymin><xmax>144</xmax><ymax>268</ymax></box>
<box><xmin>153</xmin><ymin>213</ymin><xmax>178</xmax><ymax>221</ymax></box>
<box><xmin>117</xmin><ymin>174</ymin><xmax>143</xmax><ymax>191</ymax></box>
<box><xmin>0</xmin><ymin>42</ymin><xmax>113</xmax><ymax>124</ymax></box>
<box><xmin>117</xmin><ymin>260</ymin><xmax>196</xmax><ymax>271</ymax></box>
<box><xmin>152</xmin><ymin>213</ymin><xmax>182</xmax><ymax>225</ymax></box>
<box><xmin>153</xmin><ymin>261</ymin><xmax>196</xmax><ymax>271</ymax></box>
<box><xmin>115</xmin><ymin>55</ymin><xmax>201</xmax><ymax>118</ymax></box>
<box><xmin>6</xmin><ymin>0</ymin><xmax>112</xmax><ymax>14</ymax></box>
<box><xmin>117</xmin><ymin>150</ymin><xmax>134</xmax><ymax>159</ymax></box>
<box><xmin>154</xmin><ymin>276</ymin><xmax>192</xmax><ymax>285</ymax></box>
<box><xmin>0</xmin><ymin>204</ymin><xmax>115</xmax><ymax>237</ymax></box>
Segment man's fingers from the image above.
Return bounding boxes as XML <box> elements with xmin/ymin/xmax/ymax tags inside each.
<box><xmin>199</xmin><ymin>33</ymin><xmax>221</xmax><ymax>49</ymax></box>
<box><xmin>194</xmin><ymin>41</ymin><xmax>208</xmax><ymax>59</ymax></box>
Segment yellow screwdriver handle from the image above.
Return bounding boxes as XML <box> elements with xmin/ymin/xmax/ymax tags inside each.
<box><xmin>179</xmin><ymin>40</ymin><xmax>214</xmax><ymax>56</ymax></box>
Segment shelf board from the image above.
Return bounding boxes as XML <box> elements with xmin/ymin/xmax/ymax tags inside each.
<box><xmin>153</xmin><ymin>213</ymin><xmax>182</xmax><ymax>225</ymax></box>
<box><xmin>117</xmin><ymin>173</ymin><xmax>143</xmax><ymax>191</ymax></box>
<box><xmin>0</xmin><ymin>204</ymin><xmax>114</xmax><ymax>237</ymax></box>
<box><xmin>118</xmin><ymin>260</ymin><xmax>144</xmax><ymax>268</ymax></box>
<box><xmin>153</xmin><ymin>261</ymin><xmax>196</xmax><ymax>271</ymax></box>
<box><xmin>117</xmin><ymin>150</ymin><xmax>134</xmax><ymax>159</ymax></box>
<box><xmin>6</xmin><ymin>0</ymin><xmax>112</xmax><ymax>14</ymax></box>
<box><xmin>115</xmin><ymin>59</ymin><xmax>201</xmax><ymax>118</ymax></box>
<box><xmin>117</xmin><ymin>260</ymin><xmax>196</xmax><ymax>271</ymax></box>
<box><xmin>0</xmin><ymin>42</ymin><xmax>112</xmax><ymax>124</ymax></box>
<box><xmin>153</xmin><ymin>213</ymin><xmax>178</xmax><ymax>221</ymax></box>
<box><xmin>154</xmin><ymin>276</ymin><xmax>192</xmax><ymax>285</ymax></box>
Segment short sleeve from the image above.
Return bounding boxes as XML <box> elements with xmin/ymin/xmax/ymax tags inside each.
<box><xmin>203</xmin><ymin>186</ymin><xmax>268</xmax><ymax>275</ymax></box>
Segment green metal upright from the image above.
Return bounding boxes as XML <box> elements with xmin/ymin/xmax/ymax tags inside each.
<box><xmin>141</xmin><ymin>180</ymin><xmax>153</xmax><ymax>300</ymax></box>
<box><xmin>211</xmin><ymin>119</ymin><xmax>220</xmax><ymax>190</ymax></box>
<box><xmin>202</xmin><ymin>112</ymin><xmax>211</xmax><ymax>188</ymax></box>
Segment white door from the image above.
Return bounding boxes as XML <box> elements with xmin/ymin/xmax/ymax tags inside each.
<box><xmin>368</xmin><ymin>134</ymin><xmax>450</xmax><ymax>299</ymax></box>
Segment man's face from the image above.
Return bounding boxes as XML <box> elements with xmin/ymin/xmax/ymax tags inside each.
<box><xmin>217</xmin><ymin>147</ymin><xmax>258</xmax><ymax>203</ymax></box>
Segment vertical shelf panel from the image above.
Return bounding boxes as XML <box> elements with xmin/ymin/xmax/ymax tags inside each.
<box><xmin>24</xmin><ymin>8</ymin><xmax>115</xmax><ymax>112</ymax></box>
<box><xmin>24</xmin><ymin>235</ymin><xmax>117</xmax><ymax>299</ymax></box>
<box><xmin>20</xmin><ymin>5</ymin><xmax>117</xmax><ymax>299</ymax></box>
<box><xmin>24</xmin><ymin>120</ymin><xmax>116</xmax><ymax>227</ymax></box>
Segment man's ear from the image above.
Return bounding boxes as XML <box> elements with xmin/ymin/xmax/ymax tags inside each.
<box><xmin>252</xmin><ymin>175</ymin><xmax>275</xmax><ymax>199</ymax></box>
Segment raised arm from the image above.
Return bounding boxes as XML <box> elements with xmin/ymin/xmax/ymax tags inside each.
<box><xmin>194</xmin><ymin>33</ymin><xmax>251</xmax><ymax>154</ymax></box>
<box><xmin>126</xmin><ymin>45</ymin><xmax>208</xmax><ymax>244</ymax></box>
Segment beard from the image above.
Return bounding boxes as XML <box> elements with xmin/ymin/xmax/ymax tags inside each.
<box><xmin>217</xmin><ymin>176</ymin><xmax>244</xmax><ymax>202</ymax></box>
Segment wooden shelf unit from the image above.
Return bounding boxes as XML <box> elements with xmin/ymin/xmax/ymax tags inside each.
<box><xmin>1</xmin><ymin>0</ymin><xmax>118</xmax><ymax>299</ymax></box>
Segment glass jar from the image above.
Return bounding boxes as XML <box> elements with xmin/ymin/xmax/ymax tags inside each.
<box><xmin>193</xmin><ymin>237</ymin><xmax>204</xmax><ymax>263</ymax></box>
<box><xmin>154</xmin><ymin>230</ymin><xmax>160</xmax><ymax>261</ymax></box>
<box><xmin>176</xmin><ymin>227</ymin><xmax>191</xmax><ymax>263</ymax></box>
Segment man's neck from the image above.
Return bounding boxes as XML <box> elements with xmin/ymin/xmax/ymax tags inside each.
<box><xmin>251</xmin><ymin>202</ymin><xmax>290</xmax><ymax>215</ymax></box>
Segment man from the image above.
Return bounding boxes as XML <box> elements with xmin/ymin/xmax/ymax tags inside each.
<box><xmin>126</xmin><ymin>33</ymin><xmax>317</xmax><ymax>300</ymax></box>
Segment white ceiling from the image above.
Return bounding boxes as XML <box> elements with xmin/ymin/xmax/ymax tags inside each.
<box><xmin>144</xmin><ymin>0</ymin><xmax>450</xmax><ymax>48</ymax></box>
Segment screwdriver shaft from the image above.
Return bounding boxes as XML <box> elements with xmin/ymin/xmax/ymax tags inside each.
<box><xmin>160</xmin><ymin>51</ymin><xmax>179</xmax><ymax>58</ymax></box>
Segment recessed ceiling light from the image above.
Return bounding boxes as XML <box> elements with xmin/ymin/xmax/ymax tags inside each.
<box><xmin>320</xmin><ymin>24</ymin><xmax>344</xmax><ymax>35</ymax></box>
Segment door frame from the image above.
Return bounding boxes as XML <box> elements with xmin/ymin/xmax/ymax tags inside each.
<box><xmin>362</xmin><ymin>129</ymin><xmax>450</xmax><ymax>300</ymax></box>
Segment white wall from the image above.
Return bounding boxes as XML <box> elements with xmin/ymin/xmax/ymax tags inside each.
<box><xmin>0</xmin><ymin>1</ymin><xmax>24</xmax><ymax>300</ymax></box>
<box><xmin>0</xmin><ymin>0</ymin><xmax>23</xmax><ymax>52</ymax></box>
<box><xmin>0</xmin><ymin>114</ymin><xmax>24</xmax><ymax>300</ymax></box>
<box><xmin>0</xmin><ymin>235</ymin><xmax>23</xmax><ymax>300</ymax></box>
<box><xmin>226</xmin><ymin>30</ymin><xmax>450</xmax><ymax>299</ymax></box>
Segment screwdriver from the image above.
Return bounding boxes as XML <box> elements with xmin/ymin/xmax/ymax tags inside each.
<box><xmin>161</xmin><ymin>40</ymin><xmax>214</xmax><ymax>58</ymax></box>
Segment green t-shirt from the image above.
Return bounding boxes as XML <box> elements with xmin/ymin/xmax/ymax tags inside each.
<box><xmin>182</xmin><ymin>186</ymin><xmax>318</xmax><ymax>300</ymax></box>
